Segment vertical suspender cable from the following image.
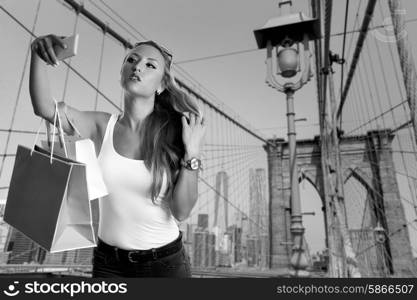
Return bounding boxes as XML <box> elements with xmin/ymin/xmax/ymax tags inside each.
<box><xmin>337</xmin><ymin>0</ymin><xmax>377</xmax><ymax>120</ymax></box>
<box><xmin>0</xmin><ymin>0</ymin><xmax>42</xmax><ymax>179</ymax></box>
<box><xmin>329</xmin><ymin>65</ymin><xmax>361</xmax><ymax>277</ymax></box>
<box><xmin>0</xmin><ymin>0</ymin><xmax>42</xmax><ymax>263</ymax></box>
<box><xmin>314</xmin><ymin>0</ymin><xmax>339</xmax><ymax>277</ymax></box>
<box><xmin>388</xmin><ymin>0</ymin><xmax>417</xmax><ymax>146</ymax></box>
<box><xmin>61</xmin><ymin>4</ymin><xmax>81</xmax><ymax>101</ymax></box>
<box><xmin>94</xmin><ymin>25</ymin><xmax>107</xmax><ymax>111</ymax></box>
<box><xmin>339</xmin><ymin>0</ymin><xmax>350</xmax><ymax>128</ymax></box>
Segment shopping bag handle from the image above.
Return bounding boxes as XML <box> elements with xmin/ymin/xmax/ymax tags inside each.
<box><xmin>51</xmin><ymin>99</ymin><xmax>68</xmax><ymax>159</ymax></box>
<box><xmin>32</xmin><ymin>99</ymin><xmax>68</xmax><ymax>163</ymax></box>
<box><xmin>44</xmin><ymin>105</ymin><xmax>64</xmax><ymax>151</ymax></box>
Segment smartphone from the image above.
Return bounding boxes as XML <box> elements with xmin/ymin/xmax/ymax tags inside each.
<box><xmin>54</xmin><ymin>34</ymin><xmax>79</xmax><ymax>61</ymax></box>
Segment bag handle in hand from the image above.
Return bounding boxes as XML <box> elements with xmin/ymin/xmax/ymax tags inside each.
<box><xmin>51</xmin><ymin>99</ymin><xmax>68</xmax><ymax>159</ymax></box>
<box><xmin>32</xmin><ymin>99</ymin><xmax>68</xmax><ymax>163</ymax></box>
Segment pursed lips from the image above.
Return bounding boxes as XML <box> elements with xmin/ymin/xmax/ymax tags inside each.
<box><xmin>129</xmin><ymin>74</ymin><xmax>141</xmax><ymax>81</ymax></box>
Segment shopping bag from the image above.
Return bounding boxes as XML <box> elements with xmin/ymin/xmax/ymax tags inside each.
<box><xmin>4</xmin><ymin>102</ymin><xmax>97</xmax><ymax>252</ymax></box>
<box><xmin>41</xmin><ymin>114</ymin><xmax>108</xmax><ymax>201</ymax></box>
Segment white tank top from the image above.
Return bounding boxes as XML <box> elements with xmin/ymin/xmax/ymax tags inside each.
<box><xmin>97</xmin><ymin>114</ymin><xmax>179</xmax><ymax>250</ymax></box>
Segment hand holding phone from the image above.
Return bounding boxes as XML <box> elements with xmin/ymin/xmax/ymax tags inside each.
<box><xmin>54</xmin><ymin>34</ymin><xmax>79</xmax><ymax>61</ymax></box>
<box><xmin>31</xmin><ymin>34</ymin><xmax>79</xmax><ymax>66</ymax></box>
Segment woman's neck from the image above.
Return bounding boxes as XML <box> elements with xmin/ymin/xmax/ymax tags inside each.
<box><xmin>121</xmin><ymin>94</ymin><xmax>155</xmax><ymax>132</ymax></box>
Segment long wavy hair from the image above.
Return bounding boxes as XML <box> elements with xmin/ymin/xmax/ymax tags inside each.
<box><xmin>123</xmin><ymin>41</ymin><xmax>200</xmax><ymax>204</ymax></box>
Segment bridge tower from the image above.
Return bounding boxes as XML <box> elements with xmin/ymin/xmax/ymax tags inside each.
<box><xmin>264</xmin><ymin>130</ymin><xmax>415</xmax><ymax>276</ymax></box>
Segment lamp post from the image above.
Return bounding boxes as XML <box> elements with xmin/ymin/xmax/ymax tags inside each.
<box><xmin>253</xmin><ymin>1</ymin><xmax>320</xmax><ymax>277</ymax></box>
<box><xmin>374</xmin><ymin>221</ymin><xmax>389</xmax><ymax>276</ymax></box>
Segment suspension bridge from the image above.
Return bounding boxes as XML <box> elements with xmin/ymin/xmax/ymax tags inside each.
<box><xmin>0</xmin><ymin>0</ymin><xmax>417</xmax><ymax>278</ymax></box>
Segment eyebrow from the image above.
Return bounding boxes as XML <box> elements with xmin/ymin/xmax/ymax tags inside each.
<box><xmin>129</xmin><ymin>53</ymin><xmax>159</xmax><ymax>63</ymax></box>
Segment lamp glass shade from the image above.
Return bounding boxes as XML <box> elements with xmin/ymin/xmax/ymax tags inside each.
<box><xmin>277</xmin><ymin>47</ymin><xmax>299</xmax><ymax>78</ymax></box>
<box><xmin>373</xmin><ymin>223</ymin><xmax>386</xmax><ymax>243</ymax></box>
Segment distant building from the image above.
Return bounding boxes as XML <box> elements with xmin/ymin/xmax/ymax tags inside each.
<box><xmin>214</xmin><ymin>171</ymin><xmax>229</xmax><ymax>231</ymax></box>
<box><xmin>259</xmin><ymin>234</ymin><xmax>269</xmax><ymax>269</ymax></box>
<box><xmin>246</xmin><ymin>236</ymin><xmax>259</xmax><ymax>267</ymax></box>
<box><xmin>4</xmin><ymin>228</ymin><xmax>45</xmax><ymax>264</ymax></box>
<box><xmin>0</xmin><ymin>199</ymin><xmax>11</xmax><ymax>263</ymax></box>
<box><xmin>180</xmin><ymin>223</ymin><xmax>197</xmax><ymax>264</ymax></box>
<box><xmin>413</xmin><ymin>257</ymin><xmax>417</xmax><ymax>273</ymax></box>
<box><xmin>227</xmin><ymin>224</ymin><xmax>242</xmax><ymax>264</ymax></box>
<box><xmin>192</xmin><ymin>229</ymin><xmax>216</xmax><ymax>268</ymax></box>
<box><xmin>247</xmin><ymin>168</ymin><xmax>269</xmax><ymax>268</ymax></box>
<box><xmin>207</xmin><ymin>233</ymin><xmax>216</xmax><ymax>267</ymax></box>
<box><xmin>3</xmin><ymin>199</ymin><xmax>97</xmax><ymax>267</ymax></box>
<box><xmin>249</xmin><ymin>168</ymin><xmax>268</xmax><ymax>237</ymax></box>
<box><xmin>216</xmin><ymin>232</ymin><xmax>233</xmax><ymax>267</ymax></box>
<box><xmin>42</xmin><ymin>248</ymin><xmax>93</xmax><ymax>265</ymax></box>
<box><xmin>312</xmin><ymin>250</ymin><xmax>329</xmax><ymax>272</ymax></box>
<box><xmin>5</xmin><ymin>226</ymin><xmax>93</xmax><ymax>266</ymax></box>
<box><xmin>197</xmin><ymin>214</ymin><xmax>209</xmax><ymax>230</ymax></box>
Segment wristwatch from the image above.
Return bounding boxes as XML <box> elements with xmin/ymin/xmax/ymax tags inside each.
<box><xmin>181</xmin><ymin>157</ymin><xmax>202</xmax><ymax>171</ymax></box>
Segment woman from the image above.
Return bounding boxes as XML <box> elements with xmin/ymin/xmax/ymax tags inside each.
<box><xmin>29</xmin><ymin>34</ymin><xmax>206</xmax><ymax>277</ymax></box>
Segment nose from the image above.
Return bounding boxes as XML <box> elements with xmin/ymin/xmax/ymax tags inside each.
<box><xmin>132</xmin><ymin>59</ymin><xmax>145</xmax><ymax>72</ymax></box>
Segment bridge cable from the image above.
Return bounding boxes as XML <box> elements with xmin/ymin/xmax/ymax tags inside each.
<box><xmin>388</xmin><ymin>0</ymin><xmax>417</xmax><ymax>146</ymax></box>
<box><xmin>0</xmin><ymin>0</ymin><xmax>41</xmax><ymax>179</ymax></box>
<box><xmin>93</xmin><ymin>24</ymin><xmax>107</xmax><ymax>111</ymax></box>
<box><xmin>337</xmin><ymin>0</ymin><xmax>377</xmax><ymax>120</ymax></box>
<box><xmin>370</xmin><ymin>11</ymin><xmax>417</xmax><ymax>212</ymax></box>
<box><xmin>339</xmin><ymin>0</ymin><xmax>350</xmax><ymax>128</ymax></box>
<box><xmin>338</xmin><ymin>0</ymin><xmax>363</xmax><ymax>133</ymax></box>
<box><xmin>380</xmin><ymin>0</ymin><xmax>417</xmax><ymax>216</ymax></box>
<box><xmin>62</xmin><ymin>5</ymin><xmax>81</xmax><ymax>101</ymax></box>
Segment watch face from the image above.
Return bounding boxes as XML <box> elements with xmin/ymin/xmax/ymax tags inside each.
<box><xmin>190</xmin><ymin>158</ymin><xmax>200</xmax><ymax>170</ymax></box>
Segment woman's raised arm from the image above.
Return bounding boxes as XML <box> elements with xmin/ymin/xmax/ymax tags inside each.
<box><xmin>29</xmin><ymin>34</ymin><xmax>105</xmax><ymax>139</ymax></box>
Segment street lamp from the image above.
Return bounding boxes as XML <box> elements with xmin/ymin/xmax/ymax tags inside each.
<box><xmin>253</xmin><ymin>1</ymin><xmax>320</xmax><ymax>277</ymax></box>
<box><xmin>373</xmin><ymin>221</ymin><xmax>388</xmax><ymax>275</ymax></box>
<box><xmin>373</xmin><ymin>222</ymin><xmax>386</xmax><ymax>244</ymax></box>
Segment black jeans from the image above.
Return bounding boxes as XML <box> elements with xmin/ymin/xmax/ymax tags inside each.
<box><xmin>92</xmin><ymin>233</ymin><xmax>191</xmax><ymax>278</ymax></box>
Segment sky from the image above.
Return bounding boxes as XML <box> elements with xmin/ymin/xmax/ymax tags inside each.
<box><xmin>1</xmin><ymin>0</ymin><xmax>417</xmax><ymax>259</ymax></box>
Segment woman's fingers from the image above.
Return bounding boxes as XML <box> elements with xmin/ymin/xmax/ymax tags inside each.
<box><xmin>189</xmin><ymin>113</ymin><xmax>196</xmax><ymax>127</ymax></box>
<box><xmin>37</xmin><ymin>39</ymin><xmax>51</xmax><ymax>64</ymax></box>
<box><xmin>181</xmin><ymin>115</ymin><xmax>188</xmax><ymax>127</ymax></box>
<box><xmin>195</xmin><ymin>114</ymin><xmax>202</xmax><ymax>126</ymax></box>
<box><xmin>44</xmin><ymin>38</ymin><xmax>58</xmax><ymax>65</ymax></box>
<box><xmin>31</xmin><ymin>34</ymin><xmax>66</xmax><ymax>66</ymax></box>
<box><xmin>182</xmin><ymin>112</ymin><xmax>206</xmax><ymax>128</ymax></box>
<box><xmin>43</xmin><ymin>38</ymin><xmax>55</xmax><ymax>65</ymax></box>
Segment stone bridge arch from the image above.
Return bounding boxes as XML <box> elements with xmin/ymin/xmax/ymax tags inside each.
<box><xmin>263</xmin><ymin>130</ymin><xmax>414</xmax><ymax>276</ymax></box>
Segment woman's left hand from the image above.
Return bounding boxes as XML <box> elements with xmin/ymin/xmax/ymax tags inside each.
<box><xmin>181</xmin><ymin>113</ymin><xmax>207</xmax><ymax>157</ymax></box>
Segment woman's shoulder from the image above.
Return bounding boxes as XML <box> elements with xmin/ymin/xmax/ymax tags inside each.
<box><xmin>94</xmin><ymin>111</ymin><xmax>112</xmax><ymax>124</ymax></box>
<box><xmin>94</xmin><ymin>111</ymin><xmax>113</xmax><ymax>133</ymax></box>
